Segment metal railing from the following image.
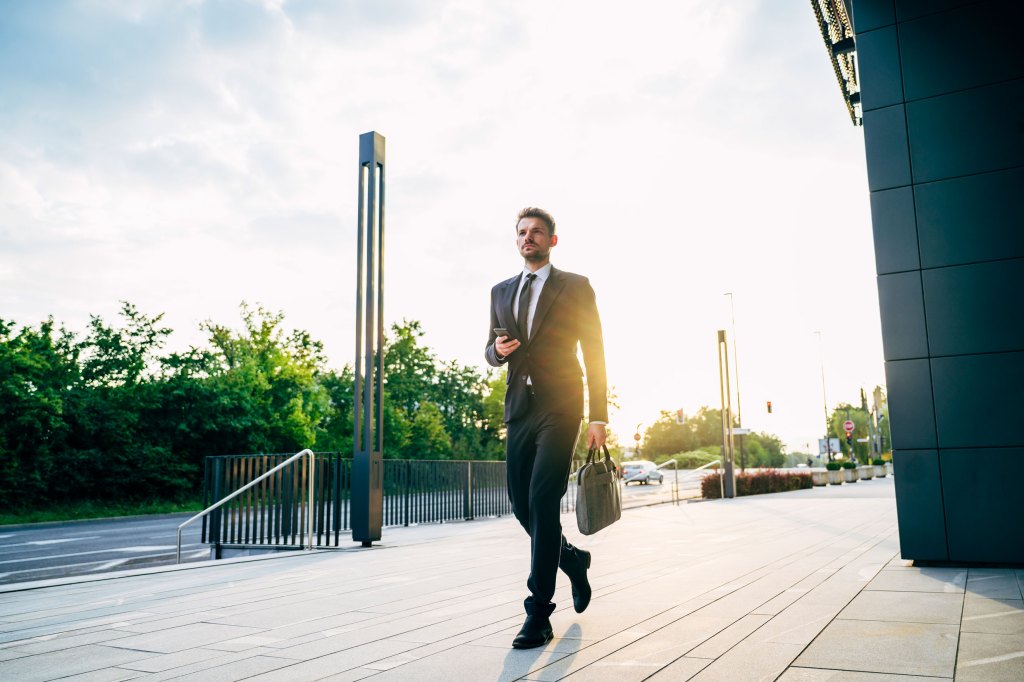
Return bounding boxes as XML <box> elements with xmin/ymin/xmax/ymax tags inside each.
<box><xmin>197</xmin><ymin>453</ymin><xmax>526</xmax><ymax>555</ymax></box>
<box><xmin>178</xmin><ymin>449</ymin><xmax>315</xmax><ymax>563</ymax></box>
<box><xmin>656</xmin><ymin>459</ymin><xmax>722</xmax><ymax>504</ymax></box>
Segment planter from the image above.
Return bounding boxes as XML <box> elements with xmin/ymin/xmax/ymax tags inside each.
<box><xmin>811</xmin><ymin>470</ymin><xmax>828</xmax><ymax>486</ymax></box>
<box><xmin>859</xmin><ymin>466</ymin><xmax>874</xmax><ymax>481</ymax></box>
<box><xmin>827</xmin><ymin>469</ymin><xmax>843</xmax><ymax>485</ymax></box>
<box><xmin>842</xmin><ymin>468</ymin><xmax>858</xmax><ymax>483</ymax></box>
<box><xmin>873</xmin><ymin>464</ymin><xmax>886</xmax><ymax>478</ymax></box>
<box><xmin>885</xmin><ymin>462</ymin><xmax>893</xmax><ymax>477</ymax></box>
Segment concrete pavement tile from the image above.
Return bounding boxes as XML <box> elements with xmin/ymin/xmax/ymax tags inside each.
<box><xmin>955</xmin><ymin>631</ymin><xmax>1024</xmax><ymax>681</ymax></box>
<box><xmin>3</xmin><ymin>628</ymin><xmax>140</xmax><ymax>655</ymax></box>
<box><xmin>0</xmin><ymin>644</ymin><xmax>155</xmax><ymax>682</ymax></box>
<box><xmin>269</xmin><ymin>612</ymin><xmax>449</xmax><ymax>659</ymax></box>
<box><xmin>795</xmin><ymin>619</ymin><xmax>959</xmax><ymax>677</ymax></box>
<box><xmin>520</xmin><ymin>630</ymin><xmax>649</xmax><ymax>681</ymax></box>
<box><xmin>51</xmin><ymin>667</ymin><xmax>143</xmax><ymax>681</ymax></box>
<box><xmin>687</xmin><ymin>641</ymin><xmax>804</xmax><ymax>681</ymax></box>
<box><xmin>316</xmin><ymin>668</ymin><xmax>380</xmax><ymax>681</ymax></box>
<box><xmin>780</xmin><ymin>668</ymin><xmax>948</xmax><ymax>680</ymax></box>
<box><xmin>961</xmin><ymin>597</ymin><xmax>1024</xmax><ymax>634</ymax></box>
<box><xmin>686</xmin><ymin>613</ymin><xmax>771</xmax><ymax>659</ymax></box>
<box><xmin>126</xmin><ymin>647</ymin><xmax>279</xmax><ymax>681</ymax></box>
<box><xmin>753</xmin><ymin>570</ymin><xmax>836</xmax><ymax>616</ymax></box>
<box><xmin>966</xmin><ymin>570</ymin><xmax>1022</xmax><ymax>600</ymax></box>
<box><xmin>838</xmin><ymin>590</ymin><xmax>963</xmax><ymax>625</ymax></box>
<box><xmin>105</xmin><ymin>622</ymin><xmax>263</xmax><ymax>653</ymax></box>
<box><xmin>115</xmin><ymin>646</ymin><xmax>228</xmax><ymax>673</ymax></box>
<box><xmin>588</xmin><ymin>614</ymin><xmax>733</xmax><ymax>668</ymax></box>
<box><xmin>886</xmin><ymin>557</ymin><xmax>915</xmax><ymax>568</ymax></box>
<box><xmin>0</xmin><ymin>649</ymin><xmax>30</xmax><ymax>661</ymax></box>
<box><xmin>865</xmin><ymin>568</ymin><xmax>966</xmax><ymax>593</ymax></box>
<box><xmin>114</xmin><ymin>611</ymin><xmax>230</xmax><ymax>633</ymax></box>
<box><xmin>341</xmin><ymin>641</ymin><xmax>572</xmax><ymax>682</ymax></box>
<box><xmin>156</xmin><ymin>654</ymin><xmax>298</xmax><ymax>681</ymax></box>
<box><xmin>643</xmin><ymin>657</ymin><xmax>713</xmax><ymax>681</ymax></box>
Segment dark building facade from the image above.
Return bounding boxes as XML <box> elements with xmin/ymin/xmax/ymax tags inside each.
<box><xmin>846</xmin><ymin>0</ymin><xmax>1024</xmax><ymax>562</ymax></box>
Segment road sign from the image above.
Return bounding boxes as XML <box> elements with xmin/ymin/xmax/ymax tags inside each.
<box><xmin>843</xmin><ymin>420</ymin><xmax>855</xmax><ymax>433</ymax></box>
<box><xmin>818</xmin><ymin>438</ymin><xmax>840</xmax><ymax>455</ymax></box>
<box><xmin>633</xmin><ymin>433</ymin><xmax>641</xmax><ymax>441</ymax></box>
<box><xmin>856</xmin><ymin>437</ymin><xmax>869</xmax><ymax>443</ymax></box>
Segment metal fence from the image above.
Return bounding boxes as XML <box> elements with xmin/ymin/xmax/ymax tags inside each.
<box><xmin>202</xmin><ymin>453</ymin><xmax>579</xmax><ymax>553</ymax></box>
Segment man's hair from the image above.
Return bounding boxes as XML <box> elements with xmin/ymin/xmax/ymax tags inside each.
<box><xmin>516</xmin><ymin>207</ymin><xmax>556</xmax><ymax>235</ymax></box>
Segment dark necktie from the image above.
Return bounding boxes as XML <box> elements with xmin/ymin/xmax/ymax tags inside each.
<box><xmin>517</xmin><ymin>273</ymin><xmax>537</xmax><ymax>341</ymax></box>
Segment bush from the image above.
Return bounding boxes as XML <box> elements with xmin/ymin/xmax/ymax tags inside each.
<box><xmin>825</xmin><ymin>461</ymin><xmax>841</xmax><ymax>471</ymax></box>
<box><xmin>872</xmin><ymin>458</ymin><xmax>885</xmax><ymax>466</ymax></box>
<box><xmin>841</xmin><ymin>461</ymin><xmax>858</xmax><ymax>469</ymax></box>
<box><xmin>701</xmin><ymin>469</ymin><xmax>813</xmax><ymax>499</ymax></box>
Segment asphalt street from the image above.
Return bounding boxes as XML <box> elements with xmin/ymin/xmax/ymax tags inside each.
<box><xmin>0</xmin><ymin>513</ymin><xmax>208</xmax><ymax>586</ymax></box>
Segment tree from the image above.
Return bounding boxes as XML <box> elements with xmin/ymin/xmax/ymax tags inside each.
<box><xmin>829</xmin><ymin>403</ymin><xmax>870</xmax><ymax>462</ymax></box>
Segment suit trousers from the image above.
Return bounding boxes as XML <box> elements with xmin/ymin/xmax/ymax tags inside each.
<box><xmin>505</xmin><ymin>392</ymin><xmax>583</xmax><ymax>616</ymax></box>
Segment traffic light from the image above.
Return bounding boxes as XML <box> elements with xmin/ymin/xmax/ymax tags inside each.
<box><xmin>846</xmin><ymin>434</ymin><xmax>852</xmax><ymax>445</ymax></box>
<box><xmin>766</xmin><ymin>400</ymin><xmax>772</xmax><ymax>414</ymax></box>
<box><xmin>676</xmin><ymin>409</ymin><xmax>684</xmax><ymax>424</ymax></box>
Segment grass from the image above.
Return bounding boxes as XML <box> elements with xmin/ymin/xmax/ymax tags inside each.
<box><xmin>0</xmin><ymin>498</ymin><xmax>205</xmax><ymax>527</ymax></box>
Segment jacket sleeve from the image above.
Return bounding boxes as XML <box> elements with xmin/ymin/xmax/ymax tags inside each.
<box><xmin>578</xmin><ymin>278</ymin><xmax>608</xmax><ymax>423</ymax></box>
<box><xmin>484</xmin><ymin>286</ymin><xmax>507</xmax><ymax>368</ymax></box>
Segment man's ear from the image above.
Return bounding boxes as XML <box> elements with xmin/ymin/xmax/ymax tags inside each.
<box><xmin>550</xmin><ymin>234</ymin><xmax>558</xmax><ymax>247</ymax></box>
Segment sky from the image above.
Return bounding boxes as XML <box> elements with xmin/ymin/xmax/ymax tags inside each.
<box><xmin>0</xmin><ymin>0</ymin><xmax>883</xmax><ymax>454</ymax></box>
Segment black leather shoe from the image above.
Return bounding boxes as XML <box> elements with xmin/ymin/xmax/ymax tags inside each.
<box><xmin>563</xmin><ymin>547</ymin><xmax>592</xmax><ymax>613</ymax></box>
<box><xmin>512</xmin><ymin>614</ymin><xmax>553</xmax><ymax>649</ymax></box>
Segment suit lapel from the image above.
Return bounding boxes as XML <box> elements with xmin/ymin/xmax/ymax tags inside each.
<box><xmin>501</xmin><ymin>274</ymin><xmax>521</xmax><ymax>337</ymax></box>
<box><xmin>528</xmin><ymin>267</ymin><xmax>565</xmax><ymax>344</ymax></box>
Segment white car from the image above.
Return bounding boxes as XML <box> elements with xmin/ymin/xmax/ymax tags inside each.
<box><xmin>622</xmin><ymin>460</ymin><xmax>664</xmax><ymax>485</ymax></box>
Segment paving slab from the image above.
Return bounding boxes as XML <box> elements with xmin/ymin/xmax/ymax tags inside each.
<box><xmin>1</xmin><ymin>476</ymin><xmax>1020</xmax><ymax>681</ymax></box>
<box><xmin>794</xmin><ymin>619</ymin><xmax>959</xmax><ymax>677</ymax></box>
<box><xmin>955</xmin><ymin>631</ymin><xmax>1024</xmax><ymax>681</ymax></box>
<box><xmin>961</xmin><ymin>597</ymin><xmax>1024</xmax><ymax>635</ymax></box>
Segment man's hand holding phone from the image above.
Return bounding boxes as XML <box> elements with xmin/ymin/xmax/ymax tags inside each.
<box><xmin>493</xmin><ymin>327</ymin><xmax>520</xmax><ymax>359</ymax></box>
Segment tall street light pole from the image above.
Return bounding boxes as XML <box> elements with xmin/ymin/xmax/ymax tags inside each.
<box><xmin>724</xmin><ymin>292</ymin><xmax>742</xmax><ymax>427</ymax></box>
<box><xmin>815</xmin><ymin>331</ymin><xmax>832</xmax><ymax>462</ymax></box>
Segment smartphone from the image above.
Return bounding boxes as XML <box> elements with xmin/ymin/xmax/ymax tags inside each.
<box><xmin>493</xmin><ymin>327</ymin><xmax>510</xmax><ymax>338</ymax></box>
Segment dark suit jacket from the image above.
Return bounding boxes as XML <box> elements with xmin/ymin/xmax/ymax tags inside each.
<box><xmin>485</xmin><ymin>267</ymin><xmax>607</xmax><ymax>423</ymax></box>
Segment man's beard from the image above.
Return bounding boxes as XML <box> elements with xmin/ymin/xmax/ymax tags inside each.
<box><xmin>521</xmin><ymin>245</ymin><xmax>549</xmax><ymax>261</ymax></box>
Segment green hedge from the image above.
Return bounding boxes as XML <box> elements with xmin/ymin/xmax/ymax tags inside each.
<box><xmin>701</xmin><ymin>469</ymin><xmax>812</xmax><ymax>499</ymax></box>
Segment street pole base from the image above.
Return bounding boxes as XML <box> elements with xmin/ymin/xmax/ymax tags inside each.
<box><xmin>361</xmin><ymin>540</ymin><xmax>373</xmax><ymax>547</ymax></box>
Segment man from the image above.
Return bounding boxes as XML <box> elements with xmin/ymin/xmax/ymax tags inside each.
<box><xmin>485</xmin><ymin>206</ymin><xmax>608</xmax><ymax>649</ymax></box>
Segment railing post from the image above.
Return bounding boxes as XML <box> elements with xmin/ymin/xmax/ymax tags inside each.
<box><xmin>210</xmin><ymin>458</ymin><xmax>224</xmax><ymax>560</ymax></box>
<box><xmin>464</xmin><ymin>461</ymin><xmax>473</xmax><ymax>520</ymax></box>
<box><xmin>307</xmin><ymin>452</ymin><xmax>315</xmax><ymax>550</ymax></box>
<box><xmin>404</xmin><ymin>460</ymin><xmax>411</xmax><ymax>527</ymax></box>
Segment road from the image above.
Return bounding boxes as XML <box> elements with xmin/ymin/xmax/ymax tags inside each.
<box><xmin>0</xmin><ymin>514</ymin><xmax>207</xmax><ymax>586</ymax></box>
<box><xmin>0</xmin><ymin>470</ymin><xmax>710</xmax><ymax>587</ymax></box>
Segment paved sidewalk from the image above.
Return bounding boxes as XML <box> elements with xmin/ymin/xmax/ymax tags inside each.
<box><xmin>1</xmin><ymin>477</ymin><xmax>1021</xmax><ymax>681</ymax></box>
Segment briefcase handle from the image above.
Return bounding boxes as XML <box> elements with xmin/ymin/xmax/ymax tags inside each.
<box><xmin>584</xmin><ymin>444</ymin><xmax>612</xmax><ymax>466</ymax></box>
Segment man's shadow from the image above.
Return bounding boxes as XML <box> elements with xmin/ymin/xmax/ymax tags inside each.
<box><xmin>498</xmin><ymin>623</ymin><xmax>584</xmax><ymax>681</ymax></box>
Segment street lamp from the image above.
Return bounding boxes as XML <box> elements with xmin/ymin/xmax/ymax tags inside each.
<box><xmin>815</xmin><ymin>331</ymin><xmax>832</xmax><ymax>462</ymax></box>
<box><xmin>724</xmin><ymin>292</ymin><xmax>742</xmax><ymax>427</ymax></box>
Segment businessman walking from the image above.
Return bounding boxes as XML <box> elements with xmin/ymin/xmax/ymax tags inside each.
<box><xmin>485</xmin><ymin>206</ymin><xmax>608</xmax><ymax>649</ymax></box>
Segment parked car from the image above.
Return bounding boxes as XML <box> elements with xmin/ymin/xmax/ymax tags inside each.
<box><xmin>622</xmin><ymin>460</ymin><xmax>664</xmax><ymax>485</ymax></box>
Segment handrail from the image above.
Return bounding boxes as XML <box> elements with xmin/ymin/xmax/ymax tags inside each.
<box><xmin>177</xmin><ymin>448</ymin><xmax>315</xmax><ymax>563</ymax></box>
<box><xmin>655</xmin><ymin>459</ymin><xmax>722</xmax><ymax>503</ymax></box>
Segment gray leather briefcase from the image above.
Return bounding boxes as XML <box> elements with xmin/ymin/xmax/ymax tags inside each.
<box><xmin>576</xmin><ymin>445</ymin><xmax>622</xmax><ymax>535</ymax></box>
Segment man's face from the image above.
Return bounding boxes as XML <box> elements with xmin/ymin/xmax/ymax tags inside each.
<box><xmin>516</xmin><ymin>217</ymin><xmax>557</xmax><ymax>262</ymax></box>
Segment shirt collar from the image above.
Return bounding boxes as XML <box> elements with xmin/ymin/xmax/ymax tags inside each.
<box><xmin>522</xmin><ymin>263</ymin><xmax>552</xmax><ymax>283</ymax></box>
